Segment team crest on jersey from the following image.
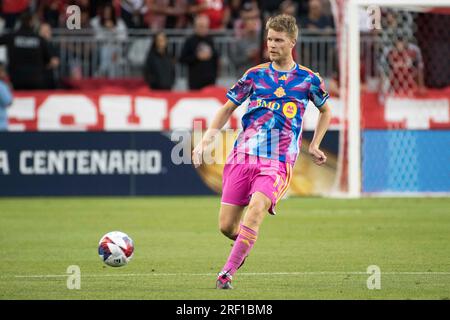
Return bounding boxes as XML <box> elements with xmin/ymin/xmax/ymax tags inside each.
<box><xmin>283</xmin><ymin>102</ymin><xmax>297</xmax><ymax>119</ymax></box>
<box><xmin>274</xmin><ymin>86</ymin><xmax>286</xmax><ymax>98</ymax></box>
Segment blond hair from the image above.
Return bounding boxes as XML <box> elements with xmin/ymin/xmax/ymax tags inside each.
<box><xmin>265</xmin><ymin>14</ymin><xmax>299</xmax><ymax>41</ymax></box>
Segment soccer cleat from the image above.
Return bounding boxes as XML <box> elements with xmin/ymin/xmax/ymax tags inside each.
<box><xmin>216</xmin><ymin>271</ymin><xmax>233</xmax><ymax>289</ymax></box>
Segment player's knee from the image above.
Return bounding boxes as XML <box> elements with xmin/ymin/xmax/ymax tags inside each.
<box><xmin>219</xmin><ymin>225</ymin><xmax>238</xmax><ymax>240</ymax></box>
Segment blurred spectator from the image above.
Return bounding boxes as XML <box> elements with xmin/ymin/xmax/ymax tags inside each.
<box><xmin>258</xmin><ymin>0</ymin><xmax>280</xmax><ymax>17</ymax></box>
<box><xmin>380</xmin><ymin>10</ymin><xmax>425</xmax><ymax>96</ymax></box>
<box><xmin>384</xmin><ymin>36</ymin><xmax>425</xmax><ymax>96</ymax></box>
<box><xmin>80</xmin><ymin>8</ymin><xmax>93</xmax><ymax>28</ymax></box>
<box><xmin>232</xmin><ymin>0</ymin><xmax>260</xmax><ymax>37</ymax></box>
<box><xmin>279</xmin><ymin>0</ymin><xmax>297</xmax><ymax>18</ymax></box>
<box><xmin>231</xmin><ymin>10</ymin><xmax>260</xmax><ymax>75</ymax></box>
<box><xmin>228</xmin><ymin>0</ymin><xmax>258</xmax><ymax>29</ymax></box>
<box><xmin>0</xmin><ymin>62</ymin><xmax>12</xmax><ymax>131</ymax></box>
<box><xmin>228</xmin><ymin>0</ymin><xmax>242</xmax><ymax>29</ymax></box>
<box><xmin>146</xmin><ymin>0</ymin><xmax>188</xmax><ymax>29</ymax></box>
<box><xmin>60</xmin><ymin>9</ymin><xmax>95</xmax><ymax>81</ymax></box>
<box><xmin>188</xmin><ymin>0</ymin><xmax>230</xmax><ymax>30</ymax></box>
<box><xmin>0</xmin><ymin>0</ymin><xmax>30</xmax><ymax>30</ymax></box>
<box><xmin>300</xmin><ymin>0</ymin><xmax>334</xmax><ymax>32</ymax></box>
<box><xmin>91</xmin><ymin>4</ymin><xmax>128</xmax><ymax>77</ymax></box>
<box><xmin>87</xmin><ymin>0</ymin><xmax>114</xmax><ymax>19</ymax></box>
<box><xmin>0</xmin><ymin>12</ymin><xmax>51</xmax><ymax>89</ymax></box>
<box><xmin>295</xmin><ymin>0</ymin><xmax>309</xmax><ymax>20</ymax></box>
<box><xmin>297</xmin><ymin>0</ymin><xmax>335</xmax><ymax>78</ymax></box>
<box><xmin>180</xmin><ymin>14</ymin><xmax>219</xmax><ymax>89</ymax></box>
<box><xmin>39</xmin><ymin>22</ymin><xmax>60</xmax><ymax>89</ymax></box>
<box><xmin>91</xmin><ymin>4</ymin><xmax>128</xmax><ymax>38</ymax></box>
<box><xmin>416</xmin><ymin>12</ymin><xmax>450</xmax><ymax>88</ymax></box>
<box><xmin>143</xmin><ymin>31</ymin><xmax>175</xmax><ymax>90</ymax></box>
<box><xmin>38</xmin><ymin>0</ymin><xmax>65</xmax><ymax>28</ymax></box>
<box><xmin>120</xmin><ymin>0</ymin><xmax>148</xmax><ymax>28</ymax></box>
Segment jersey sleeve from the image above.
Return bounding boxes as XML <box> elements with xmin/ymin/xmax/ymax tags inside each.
<box><xmin>308</xmin><ymin>73</ymin><xmax>330</xmax><ymax>108</ymax></box>
<box><xmin>226</xmin><ymin>71</ymin><xmax>254</xmax><ymax>106</ymax></box>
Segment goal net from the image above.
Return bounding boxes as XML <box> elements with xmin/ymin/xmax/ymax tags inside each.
<box><xmin>331</xmin><ymin>0</ymin><xmax>450</xmax><ymax>196</ymax></box>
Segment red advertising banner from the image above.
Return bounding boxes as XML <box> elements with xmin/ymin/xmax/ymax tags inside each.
<box><xmin>6</xmin><ymin>86</ymin><xmax>450</xmax><ymax>131</ymax></box>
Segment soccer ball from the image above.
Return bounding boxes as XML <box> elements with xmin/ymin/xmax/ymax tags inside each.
<box><xmin>98</xmin><ymin>231</ymin><xmax>134</xmax><ymax>267</ymax></box>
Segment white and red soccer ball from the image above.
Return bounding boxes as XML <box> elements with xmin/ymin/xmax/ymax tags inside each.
<box><xmin>98</xmin><ymin>231</ymin><xmax>134</xmax><ymax>267</ymax></box>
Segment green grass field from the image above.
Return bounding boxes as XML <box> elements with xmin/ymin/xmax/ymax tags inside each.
<box><xmin>0</xmin><ymin>196</ymin><xmax>449</xmax><ymax>300</ymax></box>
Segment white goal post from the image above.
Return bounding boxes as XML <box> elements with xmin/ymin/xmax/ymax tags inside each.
<box><xmin>346</xmin><ymin>0</ymin><xmax>450</xmax><ymax>197</ymax></box>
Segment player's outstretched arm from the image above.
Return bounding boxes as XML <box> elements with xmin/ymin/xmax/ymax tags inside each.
<box><xmin>192</xmin><ymin>99</ymin><xmax>238</xmax><ymax>168</ymax></box>
<box><xmin>309</xmin><ymin>102</ymin><xmax>332</xmax><ymax>166</ymax></box>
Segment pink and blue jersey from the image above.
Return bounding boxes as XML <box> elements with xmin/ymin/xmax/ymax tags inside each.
<box><xmin>226</xmin><ymin>62</ymin><xmax>329</xmax><ymax>165</ymax></box>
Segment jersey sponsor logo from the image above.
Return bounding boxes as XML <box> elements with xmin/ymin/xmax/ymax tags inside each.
<box><xmin>274</xmin><ymin>86</ymin><xmax>286</xmax><ymax>98</ymax></box>
<box><xmin>283</xmin><ymin>102</ymin><xmax>297</xmax><ymax>119</ymax></box>
<box><xmin>256</xmin><ymin>99</ymin><xmax>282</xmax><ymax>111</ymax></box>
<box><xmin>256</xmin><ymin>99</ymin><xmax>298</xmax><ymax>118</ymax></box>
<box><xmin>278</xmin><ymin>75</ymin><xmax>288</xmax><ymax>81</ymax></box>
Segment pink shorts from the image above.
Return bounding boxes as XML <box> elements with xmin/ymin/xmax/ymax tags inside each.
<box><xmin>221</xmin><ymin>151</ymin><xmax>292</xmax><ymax>215</ymax></box>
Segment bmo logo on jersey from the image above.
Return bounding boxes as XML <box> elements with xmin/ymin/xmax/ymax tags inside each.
<box><xmin>256</xmin><ymin>99</ymin><xmax>298</xmax><ymax>118</ymax></box>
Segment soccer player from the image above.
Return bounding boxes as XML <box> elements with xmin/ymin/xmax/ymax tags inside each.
<box><xmin>192</xmin><ymin>14</ymin><xmax>332</xmax><ymax>289</ymax></box>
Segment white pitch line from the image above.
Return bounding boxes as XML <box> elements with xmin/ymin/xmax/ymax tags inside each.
<box><xmin>9</xmin><ymin>271</ymin><xmax>450</xmax><ymax>279</ymax></box>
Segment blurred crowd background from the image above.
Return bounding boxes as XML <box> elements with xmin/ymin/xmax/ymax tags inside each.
<box><xmin>0</xmin><ymin>0</ymin><xmax>447</xmax><ymax>94</ymax></box>
<box><xmin>0</xmin><ymin>0</ymin><xmax>339</xmax><ymax>91</ymax></box>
